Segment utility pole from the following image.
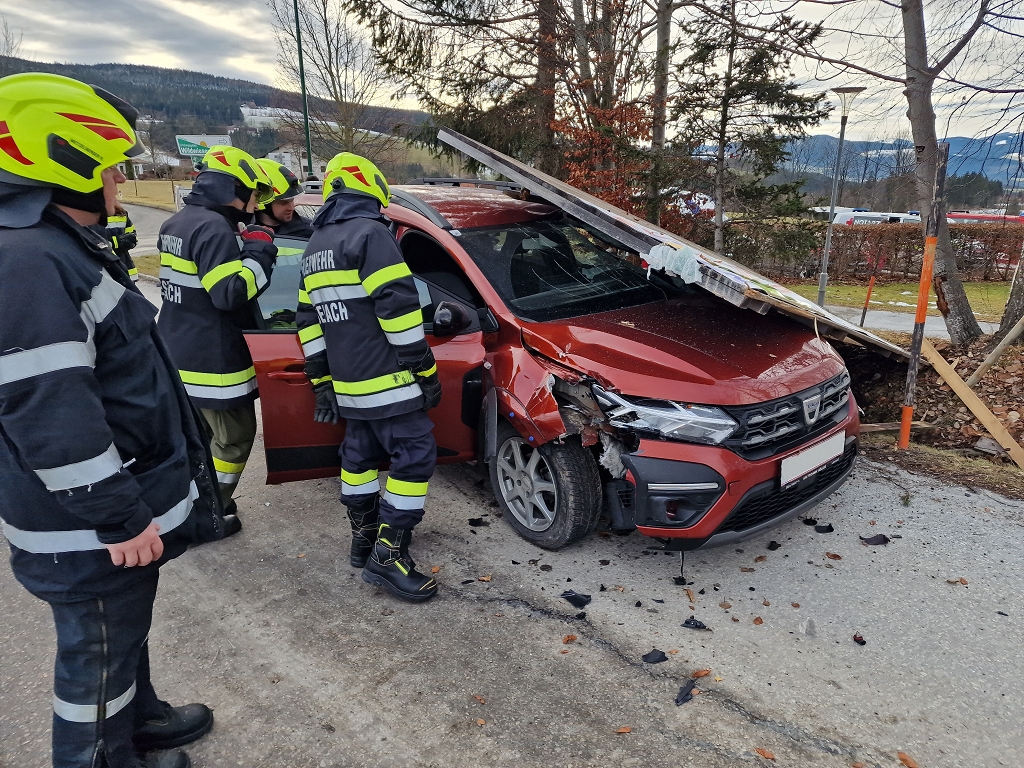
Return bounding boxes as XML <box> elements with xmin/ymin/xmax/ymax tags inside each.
<box><xmin>293</xmin><ymin>0</ymin><xmax>314</xmax><ymax>178</ymax></box>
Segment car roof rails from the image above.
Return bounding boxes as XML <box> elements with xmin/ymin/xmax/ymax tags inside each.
<box><xmin>406</xmin><ymin>177</ymin><xmax>524</xmax><ymax>191</ymax></box>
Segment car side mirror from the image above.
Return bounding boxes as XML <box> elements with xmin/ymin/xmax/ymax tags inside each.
<box><xmin>433</xmin><ymin>301</ymin><xmax>472</xmax><ymax>337</ymax></box>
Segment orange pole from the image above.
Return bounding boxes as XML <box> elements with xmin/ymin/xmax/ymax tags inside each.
<box><xmin>859</xmin><ymin>274</ymin><xmax>876</xmax><ymax>327</ymax></box>
<box><xmin>898</xmin><ymin>143</ymin><xmax>949</xmax><ymax>450</ymax></box>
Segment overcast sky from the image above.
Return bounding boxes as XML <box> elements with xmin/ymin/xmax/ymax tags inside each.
<box><xmin>3</xmin><ymin>0</ymin><xmax>1020</xmax><ymax>142</ymax></box>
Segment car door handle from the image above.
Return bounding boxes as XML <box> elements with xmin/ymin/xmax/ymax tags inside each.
<box><xmin>267</xmin><ymin>369</ymin><xmax>308</xmax><ymax>383</ymax></box>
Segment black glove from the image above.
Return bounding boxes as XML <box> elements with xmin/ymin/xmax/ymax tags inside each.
<box><xmin>313</xmin><ymin>381</ymin><xmax>341</xmax><ymax>424</ymax></box>
<box><xmin>408</xmin><ymin>349</ymin><xmax>442</xmax><ymax>410</ymax></box>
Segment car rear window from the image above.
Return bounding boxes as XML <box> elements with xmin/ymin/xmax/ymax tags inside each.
<box><xmin>456</xmin><ymin>216</ymin><xmax>666</xmax><ymax>322</ymax></box>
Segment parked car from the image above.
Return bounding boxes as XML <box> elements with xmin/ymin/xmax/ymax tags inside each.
<box><xmin>244</xmin><ymin>181</ymin><xmax>860</xmax><ymax>551</ymax></box>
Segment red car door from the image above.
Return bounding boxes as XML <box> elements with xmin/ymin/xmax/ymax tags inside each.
<box><xmin>246</xmin><ymin>232</ymin><xmax>488</xmax><ymax>484</ymax></box>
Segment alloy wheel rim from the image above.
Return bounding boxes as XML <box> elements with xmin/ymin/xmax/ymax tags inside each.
<box><xmin>496</xmin><ymin>436</ymin><xmax>559</xmax><ymax>532</ymax></box>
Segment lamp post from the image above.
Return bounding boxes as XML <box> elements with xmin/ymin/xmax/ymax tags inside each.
<box><xmin>293</xmin><ymin>0</ymin><xmax>314</xmax><ymax>179</ymax></box>
<box><xmin>816</xmin><ymin>86</ymin><xmax>866</xmax><ymax>307</ymax></box>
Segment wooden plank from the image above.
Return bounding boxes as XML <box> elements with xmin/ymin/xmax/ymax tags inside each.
<box><xmin>921</xmin><ymin>338</ymin><xmax>1024</xmax><ymax>470</ymax></box>
<box><xmin>860</xmin><ymin>421</ymin><xmax>935</xmax><ymax>434</ymax></box>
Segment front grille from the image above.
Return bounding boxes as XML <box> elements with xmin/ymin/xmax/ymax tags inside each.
<box><xmin>718</xmin><ymin>443</ymin><xmax>857</xmax><ymax>533</ymax></box>
<box><xmin>723</xmin><ymin>370</ymin><xmax>851</xmax><ymax>460</ymax></box>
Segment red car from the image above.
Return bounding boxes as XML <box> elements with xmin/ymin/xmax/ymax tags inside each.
<box><xmin>245</xmin><ymin>181</ymin><xmax>859</xmax><ymax>550</ymax></box>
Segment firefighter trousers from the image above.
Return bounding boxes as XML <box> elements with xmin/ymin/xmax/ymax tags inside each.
<box><xmin>47</xmin><ymin>571</ymin><xmax>168</xmax><ymax>768</ymax></box>
<box><xmin>200</xmin><ymin>403</ymin><xmax>257</xmax><ymax>506</ymax></box>
<box><xmin>339</xmin><ymin>409</ymin><xmax>437</xmax><ymax>529</ymax></box>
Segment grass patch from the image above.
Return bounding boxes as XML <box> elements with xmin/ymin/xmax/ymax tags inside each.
<box><xmin>783</xmin><ymin>281</ymin><xmax>1009</xmax><ymax>323</ymax></box>
<box><xmin>134</xmin><ymin>253</ymin><xmax>160</xmax><ymax>278</ymax></box>
<box><xmin>118</xmin><ymin>179</ymin><xmax>191</xmax><ymax>212</ymax></box>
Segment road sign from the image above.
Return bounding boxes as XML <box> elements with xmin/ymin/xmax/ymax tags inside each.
<box><xmin>175</xmin><ymin>135</ymin><xmax>231</xmax><ymax>158</ymax></box>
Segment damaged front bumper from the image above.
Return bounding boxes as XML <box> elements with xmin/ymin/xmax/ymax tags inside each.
<box><xmin>616</xmin><ymin>413</ymin><xmax>859</xmax><ymax>550</ymax></box>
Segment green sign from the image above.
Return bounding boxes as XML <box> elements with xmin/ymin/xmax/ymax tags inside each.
<box><xmin>175</xmin><ymin>134</ymin><xmax>231</xmax><ymax>157</ymax></box>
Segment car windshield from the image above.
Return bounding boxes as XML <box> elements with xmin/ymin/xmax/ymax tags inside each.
<box><xmin>456</xmin><ymin>216</ymin><xmax>666</xmax><ymax>321</ymax></box>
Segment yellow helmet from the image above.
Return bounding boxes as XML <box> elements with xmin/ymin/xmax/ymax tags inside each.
<box><xmin>197</xmin><ymin>145</ymin><xmax>275</xmax><ymax>205</ymax></box>
<box><xmin>255</xmin><ymin>158</ymin><xmax>303</xmax><ymax>209</ymax></box>
<box><xmin>0</xmin><ymin>72</ymin><xmax>143</xmax><ymax>193</ymax></box>
<box><xmin>323</xmin><ymin>152</ymin><xmax>390</xmax><ymax>207</ymax></box>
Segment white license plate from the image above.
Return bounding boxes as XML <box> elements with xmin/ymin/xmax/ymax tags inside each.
<box><xmin>780</xmin><ymin>432</ymin><xmax>846</xmax><ymax>486</ymax></box>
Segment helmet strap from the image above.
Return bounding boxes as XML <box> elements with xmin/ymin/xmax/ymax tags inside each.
<box><xmin>49</xmin><ymin>186</ymin><xmax>108</xmax><ymax>226</ymax></box>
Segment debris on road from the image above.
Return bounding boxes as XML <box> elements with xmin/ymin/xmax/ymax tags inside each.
<box><xmin>767</xmin><ymin>541</ymin><xmax>782</xmax><ymax>551</ymax></box>
<box><xmin>719</xmin><ymin>602</ymin><xmax>732</xmax><ymax>609</ymax></box>
<box><xmin>675</xmin><ymin>679</ymin><xmax>699</xmax><ymax>705</ymax></box>
<box><xmin>683</xmin><ymin>615</ymin><xmax>711</xmax><ymax>630</ymax></box>
<box><xmin>642</xmin><ymin>649</ymin><xmax>668</xmax><ymax>664</ymax></box>
<box><xmin>616</xmin><ymin>726</ymin><xmax>632</xmax><ymax>734</ymax></box>
<box><xmin>540</xmin><ymin>564</ymin><xmax>553</xmax><ymax>571</ymax></box>
<box><xmin>791</xmin><ymin>602</ymin><xmax>801</xmax><ymax>608</ymax></box>
<box><xmin>473</xmin><ymin>695</ymin><xmax>486</xmax><ymax>704</ymax></box>
<box><xmin>476</xmin><ymin>718</ymin><xmax>486</xmax><ymax>726</ymax></box>
<box><xmin>562</xmin><ymin>634</ymin><xmax>577</xmax><ymax>644</ymax></box>
<box><xmin>798</xmin><ymin>617</ymin><xmax>816</xmax><ymax>637</ymax></box>
<box><xmin>560</xmin><ymin>590</ymin><xmax>591</xmax><ymax>608</ymax></box>
<box><xmin>826</xmin><ymin>552</ymin><xmax>843</xmax><ymax>560</ymax></box>
<box><xmin>754</xmin><ymin>555</ymin><xmax>768</xmax><ymax>562</ymax></box>
<box><xmin>431</xmin><ymin>566</ymin><xmax>441</xmax><ymax>574</ymax></box>
<box><xmin>755</xmin><ymin>747</ymin><xmax>776</xmax><ymax>760</ymax></box>
<box><xmin>853</xmin><ymin>633</ymin><xmax>867</xmax><ymax>646</ymax></box>
<box><xmin>460</xmin><ymin>579</ymin><xmax>475</xmax><ymax>585</ymax></box>
<box><xmin>897</xmin><ymin>751</ymin><xmax>920</xmax><ymax>768</ymax></box>
<box><xmin>692</xmin><ymin>669</ymin><xmax>712</xmax><ymax>677</ymax></box>
<box><xmin>478</xmin><ymin>574</ymin><xmax>492</xmax><ymax>582</ymax></box>
<box><xmin>816</xmin><ymin>523</ymin><xmax>835</xmax><ymax>533</ymax></box>
<box><xmin>860</xmin><ymin>534</ymin><xmax>891</xmax><ymax>545</ymax></box>
<box><xmin>468</xmin><ymin>517</ymin><xmax>489</xmax><ymax>527</ymax></box>
<box><xmin>753</xmin><ymin>617</ymin><xmax>764</xmax><ymax>625</ymax></box>
<box><xmin>802</xmin><ymin>518</ymin><xmax>817</xmax><ymax>526</ymax></box>
<box><xmin>946</xmin><ymin>577</ymin><xmax>968</xmax><ymax>585</ymax></box>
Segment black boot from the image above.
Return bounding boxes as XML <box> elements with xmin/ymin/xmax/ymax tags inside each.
<box><xmin>362</xmin><ymin>524</ymin><xmax>437</xmax><ymax>602</ymax></box>
<box><xmin>345</xmin><ymin>496</ymin><xmax>380</xmax><ymax>568</ymax></box>
<box><xmin>134</xmin><ymin>750</ymin><xmax>191</xmax><ymax>768</ymax></box>
<box><xmin>134</xmin><ymin>702</ymin><xmax>214</xmax><ymax>752</ymax></box>
<box><xmin>221</xmin><ymin>498</ymin><xmax>242</xmax><ymax>538</ymax></box>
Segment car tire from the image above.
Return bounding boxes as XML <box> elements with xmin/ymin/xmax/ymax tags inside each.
<box><xmin>490</xmin><ymin>420</ymin><xmax>602</xmax><ymax>550</ymax></box>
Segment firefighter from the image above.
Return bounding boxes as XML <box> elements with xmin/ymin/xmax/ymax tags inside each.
<box><xmin>255</xmin><ymin>158</ymin><xmax>313</xmax><ymax>237</ymax></box>
<box><xmin>0</xmin><ymin>73</ymin><xmax>223</xmax><ymax>768</ymax></box>
<box><xmin>106</xmin><ymin>203</ymin><xmax>139</xmax><ymax>281</ymax></box>
<box><xmin>297</xmin><ymin>152</ymin><xmax>441</xmax><ymax>603</ymax></box>
<box><xmin>156</xmin><ymin>146</ymin><xmax>278</xmax><ymax>536</ymax></box>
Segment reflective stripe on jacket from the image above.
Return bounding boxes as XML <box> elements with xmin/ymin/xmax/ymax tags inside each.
<box><xmin>105</xmin><ymin>213</ymin><xmax>139</xmax><ymax>282</ymax></box>
<box><xmin>296</xmin><ymin>197</ymin><xmax>429</xmax><ymax>420</ymax></box>
<box><xmin>0</xmin><ymin>206</ymin><xmax>222</xmax><ymax>600</ymax></box>
<box><xmin>155</xmin><ymin>203</ymin><xmax>277</xmax><ymax>409</ymax></box>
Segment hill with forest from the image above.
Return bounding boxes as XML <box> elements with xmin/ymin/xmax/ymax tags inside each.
<box><xmin>0</xmin><ymin>56</ymin><xmax>430</xmax><ymax>134</ymax></box>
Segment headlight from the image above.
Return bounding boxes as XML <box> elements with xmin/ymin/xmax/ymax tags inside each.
<box><xmin>593</xmin><ymin>385</ymin><xmax>738</xmax><ymax>445</ymax></box>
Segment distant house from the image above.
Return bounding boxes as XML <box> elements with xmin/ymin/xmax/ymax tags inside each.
<box><xmin>265</xmin><ymin>144</ymin><xmax>328</xmax><ymax>180</ymax></box>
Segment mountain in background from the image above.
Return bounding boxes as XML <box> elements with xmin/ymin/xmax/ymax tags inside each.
<box><xmin>0</xmin><ymin>56</ymin><xmax>430</xmax><ymax>134</ymax></box>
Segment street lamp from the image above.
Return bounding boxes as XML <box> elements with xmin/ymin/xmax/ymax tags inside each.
<box><xmin>816</xmin><ymin>86</ymin><xmax>866</xmax><ymax>307</ymax></box>
<box><xmin>293</xmin><ymin>0</ymin><xmax>314</xmax><ymax>180</ymax></box>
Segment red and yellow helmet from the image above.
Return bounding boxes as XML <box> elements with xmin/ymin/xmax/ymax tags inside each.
<box><xmin>323</xmin><ymin>152</ymin><xmax>390</xmax><ymax>207</ymax></box>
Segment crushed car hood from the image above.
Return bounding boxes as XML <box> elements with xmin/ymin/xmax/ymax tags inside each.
<box><xmin>521</xmin><ymin>299</ymin><xmax>847</xmax><ymax>406</ymax></box>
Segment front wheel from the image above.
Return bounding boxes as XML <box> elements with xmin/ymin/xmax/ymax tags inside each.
<box><xmin>489</xmin><ymin>421</ymin><xmax>601</xmax><ymax>550</ymax></box>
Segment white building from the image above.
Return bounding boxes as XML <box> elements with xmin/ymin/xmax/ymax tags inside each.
<box><xmin>266</xmin><ymin>144</ymin><xmax>328</xmax><ymax>179</ymax></box>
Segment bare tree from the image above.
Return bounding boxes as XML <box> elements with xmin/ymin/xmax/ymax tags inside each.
<box><xmin>690</xmin><ymin>0</ymin><xmax>1024</xmax><ymax>346</ymax></box>
<box><xmin>270</xmin><ymin>0</ymin><xmax>406</xmax><ymax>165</ymax></box>
<box><xmin>1</xmin><ymin>13</ymin><xmax>23</xmax><ymax>62</ymax></box>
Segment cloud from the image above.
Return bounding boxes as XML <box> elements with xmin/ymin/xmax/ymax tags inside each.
<box><xmin>3</xmin><ymin>0</ymin><xmax>280</xmax><ymax>84</ymax></box>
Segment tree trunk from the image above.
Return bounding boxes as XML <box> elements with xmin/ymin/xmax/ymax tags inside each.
<box><xmin>535</xmin><ymin>0</ymin><xmax>559</xmax><ymax>176</ymax></box>
<box><xmin>713</xmin><ymin>0</ymin><xmax>738</xmax><ymax>254</ymax></box>
<box><xmin>902</xmin><ymin>0</ymin><xmax>983</xmax><ymax>347</ymax></box>
<box><xmin>1000</xmin><ymin>245</ymin><xmax>1024</xmax><ymax>341</ymax></box>
<box><xmin>648</xmin><ymin>0</ymin><xmax>672</xmax><ymax>225</ymax></box>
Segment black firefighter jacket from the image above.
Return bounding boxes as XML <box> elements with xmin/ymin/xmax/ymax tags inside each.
<box><xmin>156</xmin><ymin>193</ymin><xmax>277</xmax><ymax>410</ymax></box>
<box><xmin>296</xmin><ymin>194</ymin><xmax>430</xmax><ymax>421</ymax></box>
<box><xmin>0</xmin><ymin>201</ymin><xmax>222</xmax><ymax>601</ymax></box>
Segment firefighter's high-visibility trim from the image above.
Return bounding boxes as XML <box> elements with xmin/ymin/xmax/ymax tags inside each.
<box><xmin>80</xmin><ymin>271</ymin><xmax>125</xmax><ymax>327</ymax></box>
<box><xmin>394</xmin><ymin>560</ymin><xmax>410</xmax><ymax>575</ymax></box>
<box><xmin>304</xmin><ymin>269</ymin><xmax>361</xmax><ymax>291</ymax></box>
<box><xmin>1</xmin><ymin>481</ymin><xmax>198</xmax><ymax>554</ymax></box>
<box><xmin>182</xmin><ymin>380</ymin><xmax>257</xmax><ymax>400</ymax></box>
<box><xmin>341</xmin><ymin>468</ymin><xmax>380</xmax><ymax>496</ymax></box>
<box><xmin>309</xmin><ymin>374</ymin><xmax>332</xmax><ymax>386</ymax></box>
<box><xmin>34</xmin><ymin>443</ymin><xmax>122</xmax><ymax>491</ymax></box>
<box><xmin>213</xmin><ymin>456</ymin><xmax>245</xmax><ymax>485</ymax></box>
<box><xmin>334</xmin><ymin>384</ymin><xmax>422</xmax><ymax>410</ymax></box>
<box><xmin>298</xmin><ymin>288</ymin><xmax>311</xmax><ymax>304</ymax></box>
<box><xmin>332</xmin><ymin>369</ymin><xmax>415</xmax><ymax>396</ymax></box>
<box><xmin>178</xmin><ymin>367</ymin><xmax>257</xmax><ymax>387</ymax></box>
<box><xmin>242</xmin><ymin>257</ymin><xmax>269</xmax><ymax>291</ymax></box>
<box><xmin>414</xmin><ymin>364</ymin><xmax>438</xmax><ymax>378</ymax></box>
<box><xmin>127</xmin><ymin>267</ymin><xmax>139</xmax><ymax>282</ymax></box>
<box><xmin>363</xmin><ymin>263</ymin><xmax>412</xmax><ymax>295</ymax></box>
<box><xmin>383</xmin><ymin>490</ymin><xmax>426</xmax><ymax>511</ymax></box>
<box><xmin>159</xmin><ymin>253</ymin><xmax>198</xmax><ymax>275</ymax></box>
<box><xmin>0</xmin><ymin>341</ymin><xmax>95</xmax><ymax>386</ymax></box>
<box><xmin>385</xmin><ymin>477</ymin><xmax>429</xmax><ymax>497</ymax></box>
<box><xmin>298</xmin><ymin>324</ymin><xmax>323</xmax><ymax>343</ymax></box>
<box><xmin>378</xmin><ymin>309</ymin><xmax>423</xmax><ymax>333</ymax></box>
<box><xmin>53</xmin><ymin>682</ymin><xmax>136</xmax><ymax>723</ymax></box>
<box><xmin>201</xmin><ymin>261</ymin><xmax>259</xmax><ymax>298</ymax></box>
<box><xmin>301</xmin><ymin>337</ymin><xmax>327</xmax><ymax>356</ymax></box>
<box><xmin>384</xmin><ymin>326</ymin><xmax>426</xmax><ymax>346</ymax></box>
<box><xmin>299</xmin><ymin>322</ymin><xmax>326</xmax><ymax>357</ymax></box>
<box><xmin>159</xmin><ymin>267</ymin><xmax>203</xmax><ymax>289</ymax></box>
<box><xmin>309</xmin><ymin>284</ymin><xmax>367</xmax><ymax>303</ymax></box>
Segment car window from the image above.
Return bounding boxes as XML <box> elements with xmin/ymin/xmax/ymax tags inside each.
<box><xmin>456</xmin><ymin>215</ymin><xmax>666</xmax><ymax>322</ymax></box>
<box><xmin>414</xmin><ymin>277</ymin><xmax>481</xmax><ymax>335</ymax></box>
<box><xmin>255</xmin><ymin>236</ymin><xmax>307</xmax><ymax>329</ymax></box>
<box><xmin>400</xmin><ymin>230</ymin><xmax>484</xmax><ymax>309</ymax></box>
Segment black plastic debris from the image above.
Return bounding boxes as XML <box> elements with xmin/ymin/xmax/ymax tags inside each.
<box><xmin>560</xmin><ymin>590</ymin><xmax>592</xmax><ymax>609</ymax></box>
<box><xmin>599</xmin><ymin>559</ymin><xmax>611</xmax><ymax>566</ymax></box>
<box><xmin>566</xmin><ymin>577</ymin><xmax>572</xmax><ymax>582</ymax></box>
<box><xmin>767</xmin><ymin>541</ymin><xmax>782</xmax><ymax>551</ymax></box>
<box><xmin>540</xmin><ymin>564</ymin><xmax>553</xmax><ymax>572</ymax></box>
<box><xmin>635</xmin><ymin>600</ymin><xmax>643</xmax><ymax>608</ymax></box>
<box><xmin>511</xmin><ymin>560</ymin><xmax>521</xmax><ymax>565</ymax></box>
<box><xmin>575</xmin><ymin>611</ymin><xmax>587</xmax><ymax>620</ymax></box>
<box><xmin>599</xmin><ymin>584</ymin><xmax>607</xmax><ymax>592</ymax></box>
<box><xmin>859</xmin><ymin>534</ymin><xmax>890</xmax><ymax>546</ymax></box>
<box><xmin>815</xmin><ymin>523</ymin><xmax>834</xmax><ymax>533</ymax></box>
<box><xmin>698</xmin><ymin>588</ymin><xmax>706</xmax><ymax>595</ymax></box>
<box><xmin>653</xmin><ymin>599</ymin><xmax>665</xmax><ymax>604</ymax></box>
<box><xmin>682</xmin><ymin>615</ymin><xmax>709</xmax><ymax>630</ymax></box>
<box><xmin>528</xmin><ymin>559</ymin><xmax>540</xmax><ymax>565</ymax></box>
<box><xmin>642</xmin><ymin>649</ymin><xmax>668</xmax><ymax>664</ymax></box>
<box><xmin>802</xmin><ymin>518</ymin><xmax>817</xmax><ymax>526</ymax></box>
<box><xmin>468</xmin><ymin>517</ymin><xmax>490</xmax><ymax>527</ymax></box>
<box><xmin>460</xmin><ymin>579</ymin><xmax>475</xmax><ymax>585</ymax></box>
<box><xmin>892</xmin><ymin>534</ymin><xmax>903</xmax><ymax>539</ymax></box>
<box><xmin>997</xmin><ymin>611</ymin><xmax>1009</xmax><ymax>617</ymax></box>
<box><xmin>853</xmin><ymin>633</ymin><xmax>866</xmax><ymax>646</ymax></box>
<box><xmin>675</xmin><ymin>679</ymin><xmax>698</xmax><ymax>705</ymax></box>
